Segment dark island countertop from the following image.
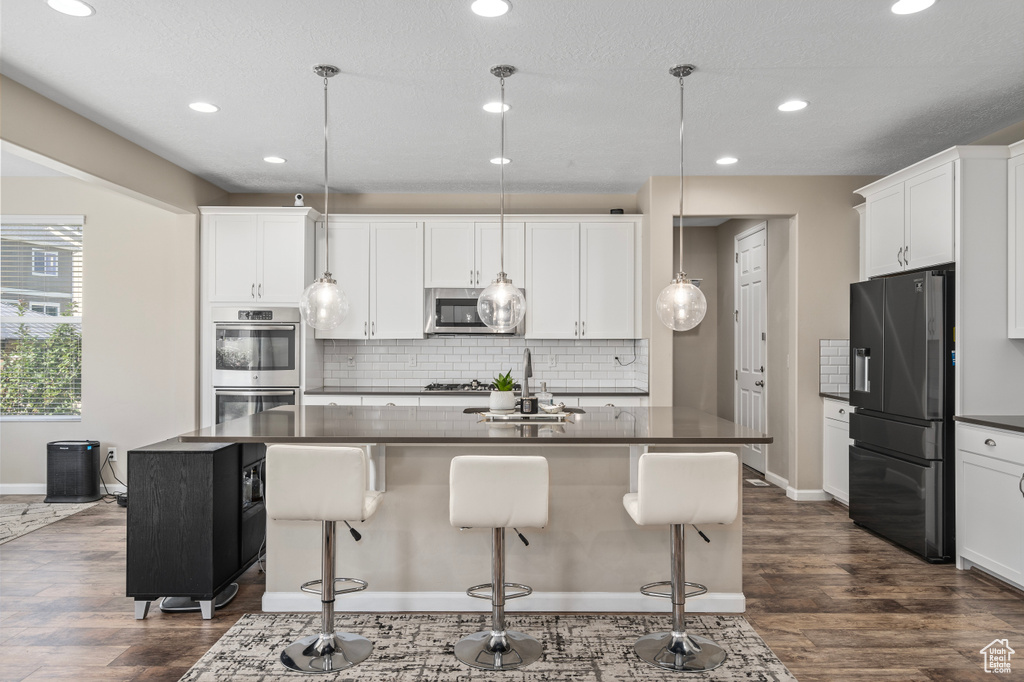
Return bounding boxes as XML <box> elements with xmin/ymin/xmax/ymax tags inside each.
<box><xmin>305</xmin><ymin>387</ymin><xmax>649</xmax><ymax>397</ymax></box>
<box><xmin>179</xmin><ymin>405</ymin><xmax>771</xmax><ymax>446</ymax></box>
<box><xmin>954</xmin><ymin>415</ymin><xmax>1024</xmax><ymax>435</ymax></box>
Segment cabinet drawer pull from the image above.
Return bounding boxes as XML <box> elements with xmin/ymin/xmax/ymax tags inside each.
<box><xmin>605</xmin><ymin>403</ymin><xmax>615</xmax><ymax>407</ymax></box>
<box><xmin>984</xmin><ymin>438</ymin><xmax>997</xmax><ymax>447</ymax></box>
<box><xmin>386</xmin><ymin>402</ymin><xmax>396</xmax><ymax>407</ymax></box>
<box><xmin>838</xmin><ymin>408</ymin><xmax>846</xmax><ymax>415</ymax></box>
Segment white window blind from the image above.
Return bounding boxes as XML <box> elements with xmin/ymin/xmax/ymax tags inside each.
<box><xmin>1</xmin><ymin>216</ymin><xmax>84</xmax><ymax>418</ymax></box>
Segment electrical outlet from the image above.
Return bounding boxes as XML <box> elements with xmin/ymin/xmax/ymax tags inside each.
<box><xmin>347</xmin><ymin>355</ymin><xmax>355</xmax><ymax>367</ymax></box>
<box><xmin>548</xmin><ymin>355</ymin><xmax>557</xmax><ymax>368</ymax></box>
<box><xmin>106</xmin><ymin>447</ymin><xmax>118</xmax><ymax>462</ymax></box>
<box><xmin>408</xmin><ymin>354</ymin><xmax>417</xmax><ymax>368</ymax></box>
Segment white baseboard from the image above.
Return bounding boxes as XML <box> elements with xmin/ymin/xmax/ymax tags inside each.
<box><xmin>786</xmin><ymin>487</ymin><xmax>831</xmax><ymax>502</ymax></box>
<box><xmin>0</xmin><ymin>483</ymin><xmax>126</xmax><ymax>495</ymax></box>
<box><xmin>263</xmin><ymin>591</ymin><xmax>745</xmax><ymax>614</ymax></box>
<box><xmin>763</xmin><ymin>471</ymin><xmax>788</xmax><ymax>490</ymax></box>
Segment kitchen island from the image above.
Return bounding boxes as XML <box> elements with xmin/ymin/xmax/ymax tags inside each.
<box><xmin>179</xmin><ymin>405</ymin><xmax>771</xmax><ymax>614</ymax></box>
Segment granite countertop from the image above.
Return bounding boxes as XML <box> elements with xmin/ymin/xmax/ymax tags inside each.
<box><xmin>954</xmin><ymin>415</ymin><xmax>1024</xmax><ymax>435</ymax></box>
<box><xmin>820</xmin><ymin>391</ymin><xmax>850</xmax><ymax>401</ymax></box>
<box><xmin>305</xmin><ymin>387</ymin><xmax>649</xmax><ymax>397</ymax></box>
<box><xmin>179</xmin><ymin>405</ymin><xmax>771</xmax><ymax>446</ymax></box>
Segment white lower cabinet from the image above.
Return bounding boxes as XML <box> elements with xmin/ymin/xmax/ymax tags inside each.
<box><xmin>822</xmin><ymin>398</ymin><xmax>851</xmax><ymax>505</ymax></box>
<box><xmin>956</xmin><ymin>423</ymin><xmax>1024</xmax><ymax>589</ymax></box>
<box><xmin>303</xmin><ymin>395</ymin><xmax>361</xmax><ymax>406</ymax></box>
<box><xmin>362</xmin><ymin>396</ymin><xmax>420</xmax><ymax>407</ymax></box>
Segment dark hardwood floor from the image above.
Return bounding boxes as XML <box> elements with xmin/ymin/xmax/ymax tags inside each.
<box><xmin>2</xmin><ymin>474</ymin><xmax>1022</xmax><ymax>680</ymax></box>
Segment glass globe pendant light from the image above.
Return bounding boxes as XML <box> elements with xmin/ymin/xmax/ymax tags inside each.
<box><xmin>477</xmin><ymin>65</ymin><xmax>526</xmax><ymax>332</ymax></box>
<box><xmin>300</xmin><ymin>65</ymin><xmax>349</xmax><ymax>330</ymax></box>
<box><xmin>656</xmin><ymin>64</ymin><xmax>707</xmax><ymax>332</ymax></box>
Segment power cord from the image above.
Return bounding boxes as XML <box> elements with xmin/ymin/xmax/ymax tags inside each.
<box><xmin>99</xmin><ymin>455</ymin><xmax>128</xmax><ymax>507</ymax></box>
<box><xmin>614</xmin><ymin>352</ymin><xmax>636</xmax><ymax>367</ymax></box>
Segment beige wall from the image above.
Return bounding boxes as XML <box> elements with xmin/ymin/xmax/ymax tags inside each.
<box><xmin>639</xmin><ymin>176</ymin><xmax>874</xmax><ymax>493</ymax></box>
<box><xmin>672</xmin><ymin>225</ymin><xmax>719</xmax><ymax>412</ymax></box>
<box><xmin>0</xmin><ymin>178</ymin><xmax>198</xmax><ymax>486</ymax></box>
<box><xmin>226</xmin><ymin>192</ymin><xmax>638</xmax><ymax>215</ymax></box>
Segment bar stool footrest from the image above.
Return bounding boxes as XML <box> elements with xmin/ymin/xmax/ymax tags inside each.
<box><xmin>466</xmin><ymin>582</ymin><xmax>533</xmax><ymax>601</ymax></box>
<box><xmin>300</xmin><ymin>577</ymin><xmax>368</xmax><ymax>597</ymax></box>
<box><xmin>639</xmin><ymin>579</ymin><xmax>708</xmax><ymax>600</ymax></box>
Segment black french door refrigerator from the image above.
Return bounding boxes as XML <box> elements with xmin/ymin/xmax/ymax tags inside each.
<box><xmin>848</xmin><ymin>268</ymin><xmax>954</xmax><ymax>562</ymax></box>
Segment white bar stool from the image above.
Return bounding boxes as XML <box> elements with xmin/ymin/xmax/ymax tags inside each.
<box><xmin>449</xmin><ymin>455</ymin><xmax>549</xmax><ymax>671</ymax></box>
<box><xmin>265</xmin><ymin>445</ymin><xmax>383</xmax><ymax>673</ymax></box>
<box><xmin>622</xmin><ymin>451</ymin><xmax>739</xmax><ymax>672</ymax></box>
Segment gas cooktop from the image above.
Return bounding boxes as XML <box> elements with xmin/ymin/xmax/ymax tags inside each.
<box><xmin>423</xmin><ymin>380</ymin><xmax>521</xmax><ymax>392</ymax></box>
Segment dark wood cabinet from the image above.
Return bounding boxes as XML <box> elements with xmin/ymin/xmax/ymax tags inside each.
<box><xmin>126</xmin><ymin>438</ymin><xmax>265</xmax><ymax>619</ymax></box>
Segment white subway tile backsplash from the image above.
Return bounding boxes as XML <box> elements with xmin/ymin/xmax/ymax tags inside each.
<box><xmin>819</xmin><ymin>338</ymin><xmax>850</xmax><ymax>394</ymax></box>
<box><xmin>322</xmin><ymin>337</ymin><xmax>648</xmax><ymax>391</ymax></box>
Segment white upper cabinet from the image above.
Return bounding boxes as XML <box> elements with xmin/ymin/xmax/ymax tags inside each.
<box><xmin>202</xmin><ymin>208</ymin><xmax>314</xmax><ymax>304</ymax></box>
<box><xmin>526</xmin><ymin>220</ymin><xmax>636</xmax><ymax>339</ymax></box>
<box><xmin>476</xmin><ymin>222</ymin><xmax>525</xmax><ymax>288</ymax></box>
<box><xmin>526</xmin><ymin>222</ymin><xmax>580</xmax><ymax>339</ymax></box>
<box><xmin>580</xmin><ymin>222</ymin><xmax>635</xmax><ymax>339</ymax></box>
<box><xmin>317</xmin><ymin>220</ymin><xmax>423</xmax><ymax>340</ymax></box>
<box><xmin>423</xmin><ymin>220</ymin><xmax>524</xmax><ymax>288</ymax></box>
<box><xmin>905</xmin><ymin>164</ymin><xmax>954</xmax><ymax>270</ymax></box>
<box><xmin>1009</xmin><ymin>141</ymin><xmax>1024</xmax><ymax>338</ymax></box>
<box><xmin>423</xmin><ymin>222</ymin><xmax>475</xmax><ymax>288</ymax></box>
<box><xmin>863</xmin><ymin>162</ymin><xmax>953</xmax><ymax>278</ymax></box>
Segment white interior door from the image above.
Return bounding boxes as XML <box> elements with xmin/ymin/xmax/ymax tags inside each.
<box><xmin>735</xmin><ymin>224</ymin><xmax>767</xmax><ymax>473</ymax></box>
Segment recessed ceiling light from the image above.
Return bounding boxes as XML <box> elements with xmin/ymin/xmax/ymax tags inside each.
<box><xmin>483</xmin><ymin>101</ymin><xmax>511</xmax><ymax>113</ymax></box>
<box><xmin>778</xmin><ymin>99</ymin><xmax>808</xmax><ymax>112</ymax></box>
<box><xmin>189</xmin><ymin>102</ymin><xmax>219</xmax><ymax>113</ymax></box>
<box><xmin>891</xmin><ymin>0</ymin><xmax>935</xmax><ymax>14</ymax></box>
<box><xmin>471</xmin><ymin>0</ymin><xmax>511</xmax><ymax>17</ymax></box>
<box><xmin>263</xmin><ymin>156</ymin><xmax>286</xmax><ymax>164</ymax></box>
<box><xmin>716</xmin><ymin>157</ymin><xmax>739</xmax><ymax>165</ymax></box>
<box><xmin>490</xmin><ymin>157</ymin><xmax>511</xmax><ymax>165</ymax></box>
<box><xmin>46</xmin><ymin>0</ymin><xmax>94</xmax><ymax>17</ymax></box>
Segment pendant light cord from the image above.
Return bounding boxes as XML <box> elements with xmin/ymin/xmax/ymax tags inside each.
<box><xmin>323</xmin><ymin>74</ymin><xmax>331</xmax><ymax>277</ymax></box>
<box><xmin>499</xmin><ymin>75</ymin><xmax>506</xmax><ymax>278</ymax></box>
<box><xmin>677</xmin><ymin>72</ymin><xmax>685</xmax><ymax>279</ymax></box>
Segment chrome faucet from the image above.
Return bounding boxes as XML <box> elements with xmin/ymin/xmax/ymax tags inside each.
<box><xmin>522</xmin><ymin>348</ymin><xmax>533</xmax><ymax>399</ymax></box>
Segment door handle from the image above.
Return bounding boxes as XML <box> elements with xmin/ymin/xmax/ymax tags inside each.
<box><xmin>251</xmin><ymin>283</ymin><xmax>256</xmax><ymax>299</ymax></box>
<box><xmin>582</xmin><ymin>320</ymin><xmax>586</xmax><ymax>337</ymax></box>
<box><xmin>258</xmin><ymin>283</ymin><xmax>262</xmax><ymax>298</ymax></box>
<box><xmin>897</xmin><ymin>247</ymin><xmax>903</xmax><ymax>267</ymax></box>
<box><xmin>371</xmin><ymin>321</ymin><xmax>375</xmax><ymax>336</ymax></box>
<box><xmin>471</xmin><ymin>269</ymin><xmax>475</xmax><ymax>286</ymax></box>
<box><xmin>984</xmin><ymin>438</ymin><xmax>997</xmax><ymax>447</ymax></box>
<box><xmin>754</xmin><ymin>380</ymin><xmax>765</xmax><ymax>387</ymax></box>
<box><xmin>904</xmin><ymin>245</ymin><xmax>909</xmax><ymax>263</ymax></box>
<box><xmin>575</xmin><ymin>321</ymin><xmax>578</xmax><ymax>337</ymax></box>
<box><xmin>477</xmin><ymin>270</ymin><xmax>481</xmax><ymax>286</ymax></box>
<box><xmin>1019</xmin><ymin>472</ymin><xmax>1023</xmax><ymax>498</ymax></box>
<box><xmin>364</xmin><ymin>321</ymin><xmax>368</xmax><ymax>337</ymax></box>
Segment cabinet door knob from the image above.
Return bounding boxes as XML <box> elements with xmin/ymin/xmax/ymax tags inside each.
<box><xmin>984</xmin><ymin>438</ymin><xmax>997</xmax><ymax>447</ymax></box>
<box><xmin>386</xmin><ymin>402</ymin><xmax>396</xmax><ymax>407</ymax></box>
<box><xmin>839</xmin><ymin>408</ymin><xmax>846</xmax><ymax>415</ymax></box>
<box><xmin>605</xmin><ymin>403</ymin><xmax>615</xmax><ymax>407</ymax></box>
<box><xmin>328</xmin><ymin>402</ymin><xmax>338</xmax><ymax>407</ymax></box>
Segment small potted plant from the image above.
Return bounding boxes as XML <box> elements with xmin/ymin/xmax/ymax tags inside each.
<box><xmin>489</xmin><ymin>369</ymin><xmax>517</xmax><ymax>413</ymax></box>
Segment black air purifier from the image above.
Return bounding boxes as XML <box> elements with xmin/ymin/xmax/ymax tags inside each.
<box><xmin>45</xmin><ymin>440</ymin><xmax>102</xmax><ymax>503</ymax></box>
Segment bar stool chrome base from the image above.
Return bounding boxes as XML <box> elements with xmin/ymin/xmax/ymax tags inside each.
<box><xmin>455</xmin><ymin>629</ymin><xmax>542</xmax><ymax>670</ymax></box>
<box><xmin>634</xmin><ymin>631</ymin><xmax>727</xmax><ymax>672</ymax></box>
<box><xmin>281</xmin><ymin>631</ymin><xmax>373</xmax><ymax>673</ymax></box>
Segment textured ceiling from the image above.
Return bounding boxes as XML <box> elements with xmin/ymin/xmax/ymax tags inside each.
<box><xmin>1</xmin><ymin>0</ymin><xmax>1022</xmax><ymax>194</ymax></box>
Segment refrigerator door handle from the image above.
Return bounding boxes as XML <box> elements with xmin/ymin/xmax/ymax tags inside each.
<box><xmin>853</xmin><ymin>348</ymin><xmax>871</xmax><ymax>392</ymax></box>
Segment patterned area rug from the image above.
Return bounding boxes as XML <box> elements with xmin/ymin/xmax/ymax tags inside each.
<box><xmin>0</xmin><ymin>502</ymin><xmax>97</xmax><ymax>545</ymax></box>
<box><xmin>179</xmin><ymin>612</ymin><xmax>795</xmax><ymax>681</ymax></box>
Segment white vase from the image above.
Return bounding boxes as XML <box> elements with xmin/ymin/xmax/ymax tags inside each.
<box><xmin>489</xmin><ymin>390</ymin><xmax>517</xmax><ymax>413</ymax></box>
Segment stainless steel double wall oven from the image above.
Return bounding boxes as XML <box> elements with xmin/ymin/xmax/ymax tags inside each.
<box><xmin>212</xmin><ymin>307</ymin><xmax>300</xmax><ymax>424</ymax></box>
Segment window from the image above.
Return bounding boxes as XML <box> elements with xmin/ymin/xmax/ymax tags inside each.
<box><xmin>29</xmin><ymin>302</ymin><xmax>60</xmax><ymax>316</ymax></box>
<box><xmin>31</xmin><ymin>249</ymin><xmax>59</xmax><ymax>276</ymax></box>
<box><xmin>1</xmin><ymin>216</ymin><xmax>84</xmax><ymax>419</ymax></box>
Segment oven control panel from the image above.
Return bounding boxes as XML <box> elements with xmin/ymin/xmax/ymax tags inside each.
<box><xmin>237</xmin><ymin>310</ymin><xmax>273</xmax><ymax>321</ymax></box>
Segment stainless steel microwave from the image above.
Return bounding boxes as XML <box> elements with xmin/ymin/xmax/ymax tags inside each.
<box><xmin>424</xmin><ymin>288</ymin><xmax>525</xmax><ymax>336</ymax></box>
